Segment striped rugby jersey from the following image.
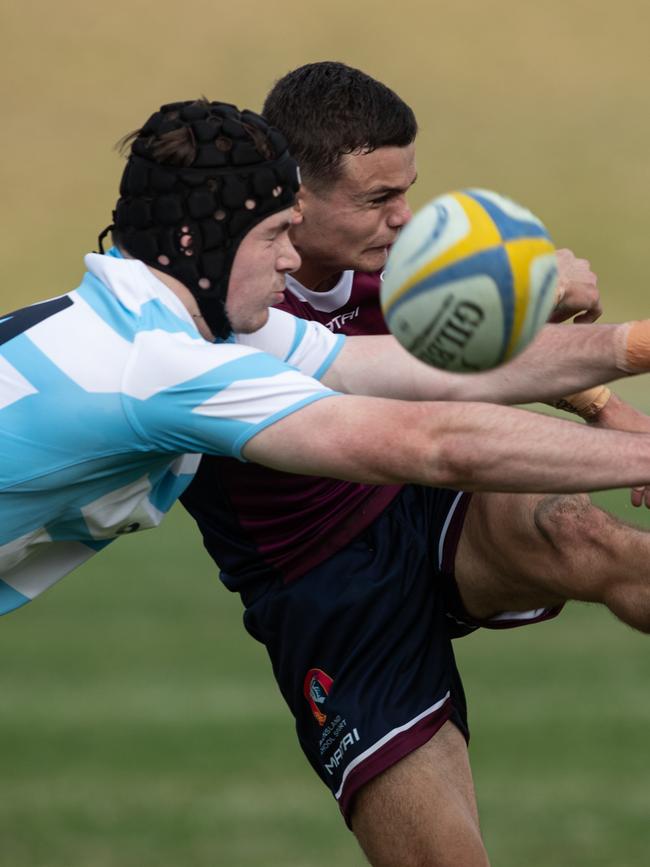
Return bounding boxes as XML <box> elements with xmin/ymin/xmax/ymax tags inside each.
<box><xmin>182</xmin><ymin>270</ymin><xmax>403</xmax><ymax>588</ymax></box>
<box><xmin>0</xmin><ymin>250</ymin><xmax>343</xmax><ymax>615</ymax></box>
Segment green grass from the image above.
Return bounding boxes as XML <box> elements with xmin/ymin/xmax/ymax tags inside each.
<box><xmin>458</xmin><ymin>608</ymin><xmax>650</xmax><ymax>867</ymax></box>
<box><xmin>0</xmin><ymin>507</ymin><xmax>358</xmax><ymax>867</ymax></box>
<box><xmin>1</xmin><ymin>493</ymin><xmax>649</xmax><ymax>866</ymax></box>
<box><xmin>3</xmin><ymin>3</ymin><xmax>650</xmax><ymax>861</ymax></box>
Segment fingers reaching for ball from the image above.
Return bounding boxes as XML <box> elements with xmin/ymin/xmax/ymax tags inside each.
<box><xmin>550</xmin><ymin>248</ymin><xmax>602</xmax><ymax>324</ymax></box>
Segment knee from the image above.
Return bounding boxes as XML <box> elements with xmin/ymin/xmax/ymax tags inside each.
<box><xmin>533</xmin><ymin>493</ymin><xmax>599</xmax><ymax>552</ymax></box>
<box><xmin>532</xmin><ymin>495</ymin><xmax>650</xmax><ymax>631</ymax></box>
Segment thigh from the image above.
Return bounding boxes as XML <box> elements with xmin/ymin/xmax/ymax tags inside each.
<box><xmin>454</xmin><ymin>491</ymin><xmax>567</xmax><ymax>621</ymax></box>
<box><xmin>243</xmin><ymin>486</ymin><xmax>469</xmax><ymax>825</ymax></box>
<box><xmin>352</xmin><ymin>720</ymin><xmax>490</xmax><ymax>867</ymax></box>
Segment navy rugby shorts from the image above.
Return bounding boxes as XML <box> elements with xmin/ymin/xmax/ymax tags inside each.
<box><xmin>242</xmin><ymin>484</ymin><xmax>560</xmax><ymax>824</ymax></box>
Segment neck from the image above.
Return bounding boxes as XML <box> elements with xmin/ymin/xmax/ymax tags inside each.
<box><xmin>291</xmin><ymin>261</ymin><xmax>343</xmax><ymax>293</ymax></box>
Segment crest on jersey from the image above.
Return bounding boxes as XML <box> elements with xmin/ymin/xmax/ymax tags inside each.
<box><xmin>303</xmin><ymin>668</ymin><xmax>333</xmax><ymax>726</ymax></box>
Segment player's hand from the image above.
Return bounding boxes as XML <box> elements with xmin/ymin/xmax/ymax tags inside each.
<box><xmin>549</xmin><ymin>248</ymin><xmax>602</xmax><ymax>323</ymax></box>
<box><xmin>631</xmin><ymin>486</ymin><xmax>650</xmax><ymax>509</ymax></box>
<box><xmin>588</xmin><ymin>391</ymin><xmax>650</xmax><ymax>508</ymax></box>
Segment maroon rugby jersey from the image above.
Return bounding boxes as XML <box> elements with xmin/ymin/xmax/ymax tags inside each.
<box><xmin>281</xmin><ymin>270</ymin><xmax>388</xmax><ymax>335</ymax></box>
<box><xmin>181</xmin><ymin>270</ymin><xmax>404</xmax><ymax>588</ymax></box>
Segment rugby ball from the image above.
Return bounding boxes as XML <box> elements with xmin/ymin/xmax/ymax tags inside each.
<box><xmin>380</xmin><ymin>189</ymin><xmax>558</xmax><ymax>372</ymax></box>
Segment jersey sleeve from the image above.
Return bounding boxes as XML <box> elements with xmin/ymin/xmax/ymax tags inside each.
<box><xmin>123</xmin><ymin>329</ymin><xmax>340</xmax><ymax>460</ymax></box>
<box><xmin>233</xmin><ymin>308</ymin><xmax>345</xmax><ymax>379</ymax></box>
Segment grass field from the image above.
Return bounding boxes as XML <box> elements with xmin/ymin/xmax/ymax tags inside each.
<box><xmin>1</xmin><ymin>493</ymin><xmax>648</xmax><ymax>867</ymax></box>
<box><xmin>2</xmin><ymin>1</ymin><xmax>650</xmax><ymax>863</ymax></box>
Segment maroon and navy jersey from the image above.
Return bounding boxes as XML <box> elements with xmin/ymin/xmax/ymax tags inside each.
<box><xmin>281</xmin><ymin>270</ymin><xmax>389</xmax><ymax>336</ymax></box>
<box><xmin>181</xmin><ymin>271</ymin><xmax>403</xmax><ymax>589</ymax></box>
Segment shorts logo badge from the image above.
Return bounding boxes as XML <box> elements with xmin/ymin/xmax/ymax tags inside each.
<box><xmin>303</xmin><ymin>668</ymin><xmax>333</xmax><ymax>726</ymax></box>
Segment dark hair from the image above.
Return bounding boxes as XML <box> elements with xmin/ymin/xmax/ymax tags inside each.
<box><xmin>262</xmin><ymin>61</ymin><xmax>417</xmax><ymax>191</ymax></box>
<box><xmin>104</xmin><ymin>98</ymin><xmax>300</xmax><ymax>339</ymax></box>
<box><xmin>116</xmin><ymin>98</ymin><xmax>277</xmax><ymax>168</ymax></box>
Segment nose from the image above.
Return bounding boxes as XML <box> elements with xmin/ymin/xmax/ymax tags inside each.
<box><xmin>387</xmin><ymin>196</ymin><xmax>412</xmax><ymax>229</ymax></box>
<box><xmin>278</xmin><ymin>235</ymin><xmax>302</xmax><ymax>273</ymax></box>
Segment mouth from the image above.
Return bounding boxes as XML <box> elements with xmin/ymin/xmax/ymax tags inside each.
<box><xmin>367</xmin><ymin>239</ymin><xmax>396</xmax><ymax>254</ymax></box>
<box><xmin>365</xmin><ymin>245</ymin><xmax>392</xmax><ymax>259</ymax></box>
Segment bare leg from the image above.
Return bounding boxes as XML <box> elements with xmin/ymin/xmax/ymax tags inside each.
<box><xmin>455</xmin><ymin>491</ymin><xmax>650</xmax><ymax>633</ymax></box>
<box><xmin>351</xmin><ymin>721</ymin><xmax>490</xmax><ymax>867</ymax></box>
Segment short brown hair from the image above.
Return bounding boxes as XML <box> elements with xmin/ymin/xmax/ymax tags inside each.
<box><xmin>263</xmin><ymin>62</ymin><xmax>417</xmax><ymax>191</ymax></box>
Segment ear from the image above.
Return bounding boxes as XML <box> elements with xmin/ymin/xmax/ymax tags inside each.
<box><xmin>295</xmin><ymin>180</ymin><xmax>323</xmax><ymax>218</ymax></box>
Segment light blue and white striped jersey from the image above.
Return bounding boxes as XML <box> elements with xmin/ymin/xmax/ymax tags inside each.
<box><xmin>0</xmin><ymin>251</ymin><xmax>344</xmax><ymax>615</ymax></box>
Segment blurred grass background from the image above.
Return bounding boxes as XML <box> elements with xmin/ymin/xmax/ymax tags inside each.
<box><xmin>1</xmin><ymin>1</ymin><xmax>650</xmax><ymax>864</ymax></box>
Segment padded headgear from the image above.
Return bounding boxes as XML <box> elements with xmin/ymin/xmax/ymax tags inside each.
<box><xmin>100</xmin><ymin>100</ymin><xmax>301</xmax><ymax>339</ymax></box>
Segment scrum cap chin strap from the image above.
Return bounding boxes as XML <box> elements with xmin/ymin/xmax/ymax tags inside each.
<box><xmin>99</xmin><ymin>101</ymin><xmax>300</xmax><ymax>339</ymax></box>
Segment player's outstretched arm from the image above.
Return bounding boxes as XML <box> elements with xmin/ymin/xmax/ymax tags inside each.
<box><xmin>325</xmin><ymin>320</ymin><xmax>648</xmax><ymax>406</ymax></box>
<box><xmin>586</xmin><ymin>390</ymin><xmax>650</xmax><ymax>434</ymax></box>
<box><xmin>243</xmin><ymin>395</ymin><xmax>650</xmax><ymax>494</ymax></box>
<box><xmin>578</xmin><ymin>391</ymin><xmax>650</xmax><ymax>508</ymax></box>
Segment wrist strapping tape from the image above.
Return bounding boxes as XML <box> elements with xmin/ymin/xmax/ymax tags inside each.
<box><xmin>615</xmin><ymin>320</ymin><xmax>650</xmax><ymax>373</ymax></box>
<box><xmin>554</xmin><ymin>385</ymin><xmax>612</xmax><ymax>420</ymax></box>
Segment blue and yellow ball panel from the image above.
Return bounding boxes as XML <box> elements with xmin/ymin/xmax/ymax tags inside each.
<box><xmin>502</xmin><ymin>236</ymin><xmax>556</xmax><ymax>357</ymax></box>
<box><xmin>381</xmin><ymin>189</ymin><xmax>557</xmax><ymax>372</ymax></box>
<box><xmin>384</xmin><ymin>245</ymin><xmax>516</xmax><ymax>363</ymax></box>
<box><xmin>383</xmin><ymin>192</ymin><xmax>503</xmax><ymax>312</ymax></box>
<box><xmin>466</xmin><ymin>189</ymin><xmax>551</xmax><ymax>242</ymax></box>
<box><xmin>399</xmin><ymin>202</ymin><xmax>451</xmax><ymax>270</ymax></box>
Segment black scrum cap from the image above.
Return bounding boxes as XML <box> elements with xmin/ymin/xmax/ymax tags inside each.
<box><xmin>100</xmin><ymin>100</ymin><xmax>300</xmax><ymax>339</ymax></box>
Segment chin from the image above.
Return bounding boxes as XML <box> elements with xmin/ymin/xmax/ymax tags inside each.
<box><xmin>356</xmin><ymin>249</ymin><xmax>389</xmax><ymax>273</ymax></box>
<box><xmin>239</xmin><ymin>310</ymin><xmax>271</xmax><ymax>334</ymax></box>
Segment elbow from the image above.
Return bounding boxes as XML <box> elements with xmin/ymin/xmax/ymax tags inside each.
<box><xmin>429</xmin><ymin>431</ymin><xmax>483</xmax><ymax>490</ymax></box>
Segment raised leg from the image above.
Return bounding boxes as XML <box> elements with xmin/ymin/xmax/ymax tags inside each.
<box><xmin>455</xmin><ymin>491</ymin><xmax>650</xmax><ymax>633</ymax></box>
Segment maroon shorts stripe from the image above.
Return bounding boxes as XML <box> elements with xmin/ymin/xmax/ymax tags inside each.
<box><xmin>336</xmin><ymin>694</ymin><xmax>456</xmax><ymax>824</ymax></box>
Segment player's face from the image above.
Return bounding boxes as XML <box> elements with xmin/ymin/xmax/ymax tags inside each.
<box><xmin>292</xmin><ymin>144</ymin><xmax>417</xmax><ymax>287</ymax></box>
<box><xmin>226</xmin><ymin>207</ymin><xmax>302</xmax><ymax>333</ymax></box>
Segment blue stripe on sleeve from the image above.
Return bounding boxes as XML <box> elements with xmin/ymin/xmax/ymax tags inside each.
<box><xmin>313</xmin><ymin>333</ymin><xmax>346</xmax><ymax>380</ymax></box>
<box><xmin>230</xmin><ymin>389</ymin><xmax>341</xmax><ymax>460</ymax></box>
<box><xmin>287</xmin><ymin>317</ymin><xmax>307</xmax><ymax>361</ymax></box>
<box><xmin>124</xmin><ymin>349</ymin><xmax>305</xmax><ymax>456</ymax></box>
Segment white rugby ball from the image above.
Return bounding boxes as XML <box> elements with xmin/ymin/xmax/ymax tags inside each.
<box><xmin>380</xmin><ymin>189</ymin><xmax>558</xmax><ymax>371</ymax></box>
